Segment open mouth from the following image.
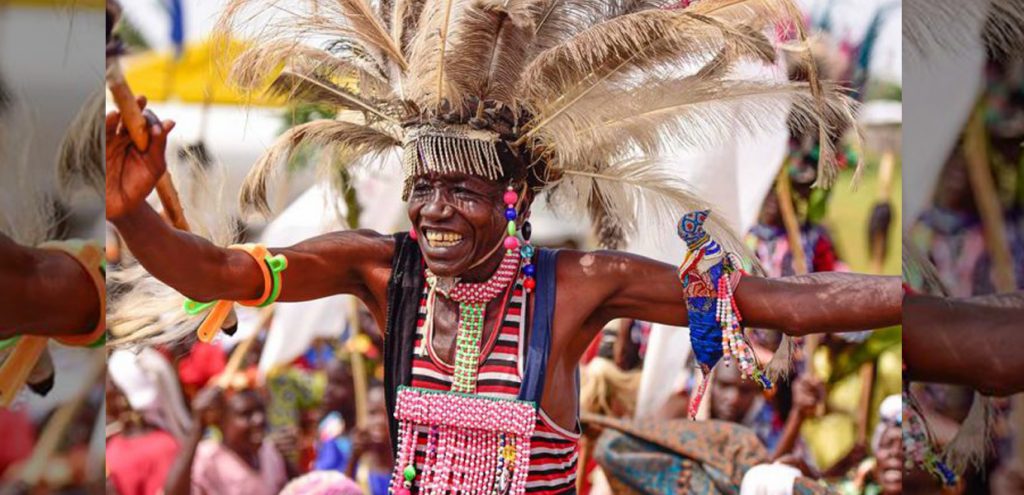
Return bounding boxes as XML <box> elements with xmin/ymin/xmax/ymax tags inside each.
<box><xmin>424</xmin><ymin>229</ymin><xmax>464</xmax><ymax>248</ymax></box>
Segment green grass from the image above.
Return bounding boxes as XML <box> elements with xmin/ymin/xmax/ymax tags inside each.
<box><xmin>822</xmin><ymin>155</ymin><xmax>902</xmax><ymax>276</ymax></box>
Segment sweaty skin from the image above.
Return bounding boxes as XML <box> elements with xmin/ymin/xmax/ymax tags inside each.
<box><xmin>108</xmin><ymin>110</ymin><xmax>902</xmax><ymax>431</ymax></box>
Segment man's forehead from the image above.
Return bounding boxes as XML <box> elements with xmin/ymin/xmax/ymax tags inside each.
<box><xmin>414</xmin><ymin>172</ymin><xmax>502</xmax><ymax>189</ymax></box>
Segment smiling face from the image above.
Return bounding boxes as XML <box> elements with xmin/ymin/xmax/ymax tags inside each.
<box><xmin>874</xmin><ymin>424</ymin><xmax>902</xmax><ymax>494</ymax></box>
<box><xmin>407</xmin><ymin>172</ymin><xmax>521</xmax><ymax>280</ymax></box>
<box><xmin>710</xmin><ymin>362</ymin><xmax>760</xmax><ymax>423</ymax></box>
<box><xmin>221</xmin><ymin>391</ymin><xmax>266</xmax><ymax>456</ymax></box>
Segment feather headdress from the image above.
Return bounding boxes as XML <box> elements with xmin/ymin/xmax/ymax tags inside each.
<box><xmin>217</xmin><ymin>0</ymin><xmax>858</xmax><ymax>251</ymax></box>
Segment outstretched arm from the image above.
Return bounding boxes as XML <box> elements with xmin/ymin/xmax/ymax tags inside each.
<box><xmin>112</xmin><ymin>204</ymin><xmax>393</xmax><ymax>304</ymax></box>
<box><xmin>904</xmin><ymin>293</ymin><xmax>1024</xmax><ymax>396</ymax></box>
<box><xmin>107</xmin><ymin>106</ymin><xmax>394</xmax><ymax>307</ymax></box>
<box><xmin>0</xmin><ymin>234</ymin><xmax>100</xmax><ymax>338</ymax></box>
<box><xmin>569</xmin><ymin>250</ymin><xmax>901</xmax><ymax>338</ymax></box>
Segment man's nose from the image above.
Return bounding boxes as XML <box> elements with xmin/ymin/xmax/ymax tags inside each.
<box><xmin>420</xmin><ymin>190</ymin><xmax>453</xmax><ymax>221</ymax></box>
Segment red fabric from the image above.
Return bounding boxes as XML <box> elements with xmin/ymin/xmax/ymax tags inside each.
<box><xmin>580</xmin><ymin>333</ymin><xmax>601</xmax><ymax>366</ymax></box>
<box><xmin>811</xmin><ymin>231</ymin><xmax>839</xmax><ymax>272</ymax></box>
<box><xmin>0</xmin><ymin>409</ymin><xmax>35</xmax><ymax>476</ymax></box>
<box><xmin>106</xmin><ymin>430</ymin><xmax>180</xmax><ymax>495</ymax></box>
<box><xmin>178</xmin><ymin>342</ymin><xmax>227</xmax><ymax>390</ymax></box>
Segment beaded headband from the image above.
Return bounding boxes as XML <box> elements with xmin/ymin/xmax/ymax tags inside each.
<box><xmin>401</xmin><ymin>125</ymin><xmax>505</xmax><ymax>185</ymax></box>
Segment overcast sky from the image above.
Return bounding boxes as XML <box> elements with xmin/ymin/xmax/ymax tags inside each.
<box><xmin>122</xmin><ymin>0</ymin><xmax>902</xmax><ymax>83</ymax></box>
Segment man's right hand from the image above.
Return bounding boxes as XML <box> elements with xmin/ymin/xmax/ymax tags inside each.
<box><xmin>106</xmin><ymin>96</ymin><xmax>175</xmax><ymax>221</ymax></box>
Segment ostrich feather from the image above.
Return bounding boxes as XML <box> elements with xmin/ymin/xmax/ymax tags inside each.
<box><xmin>684</xmin><ymin>0</ymin><xmax>803</xmax><ymax>30</ymax></box>
<box><xmin>446</xmin><ymin>1</ymin><xmax>535</xmax><ymax>106</ymax></box>
<box><xmin>217</xmin><ymin>1</ymin><xmax>407</xmax><ymax>78</ymax></box>
<box><xmin>532</xmin><ymin>75</ymin><xmax>857</xmax><ymax>189</ymax></box>
<box><xmin>982</xmin><ymin>0</ymin><xmax>1024</xmax><ymax>56</ymax></box>
<box><xmin>231</xmin><ymin>39</ymin><xmax>389</xmax><ymax>95</ymax></box>
<box><xmin>57</xmin><ymin>90</ymin><xmax>105</xmax><ymax>198</ymax></box>
<box><xmin>529</xmin><ymin>0</ymin><xmax>668</xmax><ymax>54</ymax></box>
<box><xmin>335</xmin><ymin>0</ymin><xmax>410</xmax><ymax>71</ymax></box>
<box><xmin>549</xmin><ymin>159</ymin><xmax>751</xmax><ymax>259</ymax></box>
<box><xmin>239</xmin><ymin>119</ymin><xmax>401</xmax><ymax>216</ymax></box>
<box><xmin>389</xmin><ymin>0</ymin><xmax>424</xmax><ymax>52</ymax></box>
<box><xmin>0</xmin><ymin>102</ymin><xmax>54</xmax><ymax>246</ymax></box>
<box><xmin>902</xmin><ymin>243</ymin><xmax>951</xmax><ymax>297</ymax></box>
<box><xmin>520</xmin><ymin>11</ymin><xmax>777</xmax><ymax>121</ymax></box>
<box><xmin>404</xmin><ymin>0</ymin><xmax>465</xmax><ymax>107</ymax></box>
<box><xmin>943</xmin><ymin>393</ymin><xmax>995</xmax><ymax>475</ymax></box>
<box><xmin>903</xmin><ymin>0</ymin><xmax>1020</xmax><ymax>56</ymax></box>
<box><xmin>268</xmin><ymin>70</ymin><xmax>398</xmax><ymax>123</ymax></box>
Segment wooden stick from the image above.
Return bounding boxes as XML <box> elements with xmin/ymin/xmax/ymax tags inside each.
<box><xmin>17</xmin><ymin>352</ymin><xmax>105</xmax><ymax>487</ymax></box>
<box><xmin>348</xmin><ymin>297</ymin><xmax>369</xmax><ymax>428</ymax></box>
<box><xmin>0</xmin><ymin>337</ymin><xmax>48</xmax><ymax>407</ymax></box>
<box><xmin>774</xmin><ymin>168</ymin><xmax>826</xmax><ymax>417</ymax></box>
<box><xmin>774</xmin><ymin>169</ymin><xmax>809</xmax><ymax>275</ymax></box>
<box><xmin>216</xmin><ymin>306</ymin><xmax>275</xmax><ymax>389</ymax></box>
<box><xmin>962</xmin><ymin>104</ymin><xmax>1024</xmax><ymax>470</ymax></box>
<box><xmin>106</xmin><ymin>62</ymin><xmax>190</xmax><ymax>231</ymax></box>
<box><xmin>856</xmin><ymin>148</ymin><xmax>896</xmax><ymax>445</ymax></box>
<box><xmin>855</xmin><ymin>362</ymin><xmax>876</xmax><ymax>446</ymax></box>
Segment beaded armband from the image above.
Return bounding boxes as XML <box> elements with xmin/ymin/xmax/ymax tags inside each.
<box><xmin>677</xmin><ymin>210</ymin><xmax>770</xmax><ymax>419</ymax></box>
<box><xmin>184</xmin><ymin>244</ymin><xmax>287</xmax><ymax>342</ymax></box>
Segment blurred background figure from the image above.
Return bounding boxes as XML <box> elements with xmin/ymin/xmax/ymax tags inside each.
<box><xmin>105</xmin><ymin>348</ymin><xmax>191</xmax><ymax>495</ymax></box>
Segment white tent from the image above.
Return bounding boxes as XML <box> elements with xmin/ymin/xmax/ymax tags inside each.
<box><xmin>250</xmin><ymin>163</ymin><xmax>407</xmax><ymax>371</ymax></box>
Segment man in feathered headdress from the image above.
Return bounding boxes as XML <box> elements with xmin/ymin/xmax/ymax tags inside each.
<box><xmin>107</xmin><ymin>1</ymin><xmax>901</xmax><ymax>492</ymax></box>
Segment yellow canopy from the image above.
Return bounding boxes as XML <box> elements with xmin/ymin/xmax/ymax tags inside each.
<box><xmin>7</xmin><ymin>0</ymin><xmax>103</xmax><ymax>8</ymax></box>
<box><xmin>122</xmin><ymin>39</ymin><xmax>286</xmax><ymax>107</ymax></box>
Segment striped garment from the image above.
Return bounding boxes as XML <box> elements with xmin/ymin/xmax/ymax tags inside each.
<box><xmin>409</xmin><ymin>275</ymin><xmax>579</xmax><ymax>494</ymax></box>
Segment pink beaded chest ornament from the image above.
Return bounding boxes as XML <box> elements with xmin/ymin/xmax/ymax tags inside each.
<box><xmin>395</xmin><ymin>188</ymin><xmax>537</xmax><ymax>494</ymax></box>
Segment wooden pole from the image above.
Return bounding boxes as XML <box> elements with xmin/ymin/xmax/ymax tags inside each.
<box><xmin>106</xmin><ymin>62</ymin><xmax>190</xmax><ymax>232</ymax></box>
<box><xmin>0</xmin><ymin>337</ymin><xmax>48</xmax><ymax>407</ymax></box>
<box><xmin>774</xmin><ymin>168</ymin><xmax>826</xmax><ymax>417</ymax></box>
<box><xmin>961</xmin><ymin>104</ymin><xmax>1024</xmax><ymax>470</ymax></box>
<box><xmin>216</xmin><ymin>306</ymin><xmax>275</xmax><ymax>389</ymax></box>
<box><xmin>855</xmin><ymin>362</ymin><xmax>876</xmax><ymax>446</ymax></box>
<box><xmin>348</xmin><ymin>297</ymin><xmax>369</xmax><ymax>428</ymax></box>
<box><xmin>774</xmin><ymin>169</ymin><xmax>809</xmax><ymax>275</ymax></box>
<box><xmin>16</xmin><ymin>352</ymin><xmax>105</xmax><ymax>488</ymax></box>
<box><xmin>856</xmin><ymin>148</ymin><xmax>897</xmax><ymax>446</ymax></box>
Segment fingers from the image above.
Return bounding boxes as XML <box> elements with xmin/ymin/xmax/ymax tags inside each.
<box><xmin>105</xmin><ymin>111</ymin><xmax>121</xmax><ymax>135</ymax></box>
<box><xmin>142</xmin><ymin>109</ymin><xmax>160</xmax><ymax>129</ymax></box>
